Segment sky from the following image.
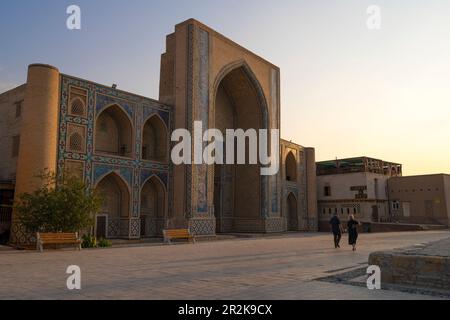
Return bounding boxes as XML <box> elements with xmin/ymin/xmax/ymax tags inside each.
<box><xmin>1</xmin><ymin>0</ymin><xmax>449</xmax><ymax>175</ymax></box>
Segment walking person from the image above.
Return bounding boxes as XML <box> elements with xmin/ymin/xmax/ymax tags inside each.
<box><xmin>329</xmin><ymin>213</ymin><xmax>342</xmax><ymax>248</ymax></box>
<box><xmin>347</xmin><ymin>214</ymin><xmax>361</xmax><ymax>251</ymax></box>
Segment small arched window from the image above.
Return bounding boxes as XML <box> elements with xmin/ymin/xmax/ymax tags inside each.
<box><xmin>70</xmin><ymin>98</ymin><xmax>85</xmax><ymax>116</ymax></box>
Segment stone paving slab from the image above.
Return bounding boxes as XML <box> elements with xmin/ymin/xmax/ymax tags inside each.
<box><xmin>1</xmin><ymin>230</ymin><xmax>450</xmax><ymax>300</ymax></box>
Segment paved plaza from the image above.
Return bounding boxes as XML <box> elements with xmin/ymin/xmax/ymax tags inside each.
<box><xmin>1</xmin><ymin>230</ymin><xmax>450</xmax><ymax>300</ymax></box>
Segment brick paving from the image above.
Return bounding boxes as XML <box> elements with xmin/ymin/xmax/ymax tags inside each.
<box><xmin>1</xmin><ymin>230</ymin><xmax>450</xmax><ymax>300</ymax></box>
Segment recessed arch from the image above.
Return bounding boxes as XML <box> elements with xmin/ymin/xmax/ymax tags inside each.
<box><xmin>141</xmin><ymin>114</ymin><xmax>168</xmax><ymax>162</ymax></box>
<box><xmin>94</xmin><ymin>170</ymin><xmax>132</xmax><ymax>195</ymax></box>
<box><xmin>212</xmin><ymin>61</ymin><xmax>269</xmax><ymax>232</ymax></box>
<box><xmin>213</xmin><ymin>60</ymin><xmax>269</xmax><ymax>128</ymax></box>
<box><xmin>286</xmin><ymin>192</ymin><xmax>298</xmax><ymax>231</ymax></box>
<box><xmin>94</xmin><ymin>104</ymin><xmax>134</xmax><ymax>157</ymax></box>
<box><xmin>140</xmin><ymin>175</ymin><xmax>167</xmax><ymax>237</ymax></box>
<box><xmin>94</xmin><ymin>172</ymin><xmax>131</xmax><ymax>238</ymax></box>
<box><xmin>285</xmin><ymin>151</ymin><xmax>297</xmax><ymax>182</ymax></box>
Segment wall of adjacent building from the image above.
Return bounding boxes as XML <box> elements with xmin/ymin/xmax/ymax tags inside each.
<box><xmin>317</xmin><ymin>172</ymin><xmax>390</xmax><ymax>230</ymax></box>
<box><xmin>388</xmin><ymin>174</ymin><xmax>450</xmax><ymax>226</ymax></box>
<box><xmin>280</xmin><ymin>140</ymin><xmax>317</xmax><ymax>231</ymax></box>
<box><xmin>444</xmin><ymin>175</ymin><xmax>450</xmax><ymax>226</ymax></box>
<box><xmin>0</xmin><ymin>85</ymin><xmax>25</xmax><ymax>183</ymax></box>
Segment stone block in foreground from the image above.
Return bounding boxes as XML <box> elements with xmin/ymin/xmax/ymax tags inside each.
<box><xmin>369</xmin><ymin>237</ymin><xmax>450</xmax><ymax>290</ymax></box>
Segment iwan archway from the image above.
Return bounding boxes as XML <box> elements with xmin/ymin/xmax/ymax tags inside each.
<box><xmin>213</xmin><ymin>62</ymin><xmax>269</xmax><ymax>233</ymax></box>
<box><xmin>159</xmin><ymin>19</ymin><xmax>283</xmax><ymax>235</ymax></box>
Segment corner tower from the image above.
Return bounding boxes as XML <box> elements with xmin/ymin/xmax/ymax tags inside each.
<box><xmin>10</xmin><ymin>64</ymin><xmax>60</xmax><ymax>246</ymax></box>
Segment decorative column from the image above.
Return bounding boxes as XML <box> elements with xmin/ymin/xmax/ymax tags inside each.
<box><xmin>187</xmin><ymin>23</ymin><xmax>216</xmax><ymax>235</ymax></box>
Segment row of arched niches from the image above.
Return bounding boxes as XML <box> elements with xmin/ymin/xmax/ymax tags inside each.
<box><xmin>66</xmin><ymin>86</ymin><xmax>169</xmax><ymax>163</ymax></box>
<box><xmin>62</xmin><ymin>85</ymin><xmax>172</xmax><ymax>238</ymax></box>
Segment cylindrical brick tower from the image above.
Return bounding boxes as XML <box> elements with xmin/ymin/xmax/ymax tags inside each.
<box><xmin>10</xmin><ymin>64</ymin><xmax>60</xmax><ymax>246</ymax></box>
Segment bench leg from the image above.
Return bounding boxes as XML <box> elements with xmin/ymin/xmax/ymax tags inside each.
<box><xmin>39</xmin><ymin>242</ymin><xmax>43</xmax><ymax>253</ymax></box>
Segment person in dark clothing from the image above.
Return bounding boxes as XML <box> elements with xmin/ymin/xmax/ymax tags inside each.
<box><xmin>329</xmin><ymin>213</ymin><xmax>342</xmax><ymax>248</ymax></box>
<box><xmin>347</xmin><ymin>214</ymin><xmax>361</xmax><ymax>251</ymax></box>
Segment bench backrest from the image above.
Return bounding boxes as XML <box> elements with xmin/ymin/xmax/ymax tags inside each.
<box><xmin>164</xmin><ymin>229</ymin><xmax>191</xmax><ymax>238</ymax></box>
<box><xmin>38</xmin><ymin>232</ymin><xmax>79</xmax><ymax>241</ymax></box>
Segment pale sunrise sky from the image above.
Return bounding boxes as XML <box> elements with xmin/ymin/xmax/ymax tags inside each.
<box><xmin>1</xmin><ymin>0</ymin><xmax>449</xmax><ymax>175</ymax></box>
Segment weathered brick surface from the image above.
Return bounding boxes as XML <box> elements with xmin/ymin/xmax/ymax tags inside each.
<box><xmin>369</xmin><ymin>237</ymin><xmax>450</xmax><ymax>290</ymax></box>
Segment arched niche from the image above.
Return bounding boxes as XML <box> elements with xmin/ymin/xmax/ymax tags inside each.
<box><xmin>95</xmin><ymin>105</ymin><xmax>133</xmax><ymax>157</ymax></box>
<box><xmin>142</xmin><ymin>114</ymin><xmax>168</xmax><ymax>162</ymax></box>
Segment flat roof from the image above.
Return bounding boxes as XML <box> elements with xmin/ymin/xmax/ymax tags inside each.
<box><xmin>390</xmin><ymin>173</ymin><xmax>450</xmax><ymax>179</ymax></box>
<box><xmin>317</xmin><ymin>156</ymin><xmax>402</xmax><ymax>167</ymax></box>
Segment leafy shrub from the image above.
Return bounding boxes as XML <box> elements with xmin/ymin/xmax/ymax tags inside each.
<box><xmin>81</xmin><ymin>235</ymin><xmax>112</xmax><ymax>249</ymax></box>
<box><xmin>97</xmin><ymin>238</ymin><xmax>112</xmax><ymax>248</ymax></box>
<box><xmin>15</xmin><ymin>170</ymin><xmax>102</xmax><ymax>233</ymax></box>
<box><xmin>81</xmin><ymin>234</ymin><xmax>97</xmax><ymax>248</ymax></box>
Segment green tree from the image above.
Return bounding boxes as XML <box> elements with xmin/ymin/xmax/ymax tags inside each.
<box><xmin>14</xmin><ymin>170</ymin><xmax>102</xmax><ymax>233</ymax></box>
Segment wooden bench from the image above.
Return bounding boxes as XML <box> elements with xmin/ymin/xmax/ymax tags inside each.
<box><xmin>36</xmin><ymin>232</ymin><xmax>82</xmax><ymax>252</ymax></box>
<box><xmin>163</xmin><ymin>229</ymin><xmax>195</xmax><ymax>244</ymax></box>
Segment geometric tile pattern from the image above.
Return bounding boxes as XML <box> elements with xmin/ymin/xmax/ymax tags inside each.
<box><xmin>58</xmin><ymin>75</ymin><xmax>173</xmax><ymax>239</ymax></box>
<box><xmin>189</xmin><ymin>218</ymin><xmax>216</xmax><ymax>235</ymax></box>
<box><xmin>108</xmin><ymin>219</ymin><xmax>120</xmax><ymax>238</ymax></box>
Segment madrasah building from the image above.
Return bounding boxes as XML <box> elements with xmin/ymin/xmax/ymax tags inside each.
<box><xmin>0</xmin><ymin>19</ymin><xmax>318</xmax><ymax>246</ymax></box>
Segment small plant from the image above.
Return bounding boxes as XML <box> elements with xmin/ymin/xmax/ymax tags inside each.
<box><xmin>81</xmin><ymin>234</ymin><xmax>97</xmax><ymax>248</ymax></box>
<box><xmin>97</xmin><ymin>238</ymin><xmax>112</xmax><ymax>248</ymax></box>
<box><xmin>81</xmin><ymin>235</ymin><xmax>112</xmax><ymax>248</ymax></box>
